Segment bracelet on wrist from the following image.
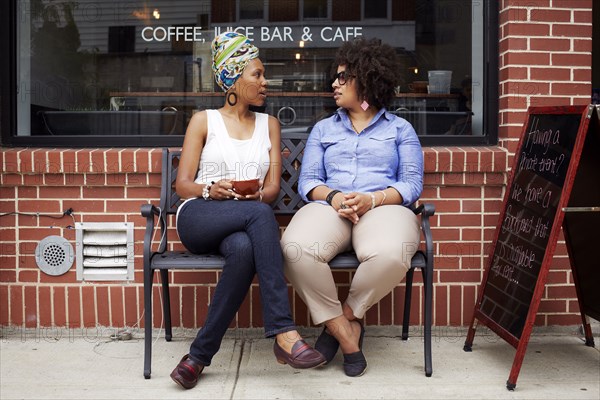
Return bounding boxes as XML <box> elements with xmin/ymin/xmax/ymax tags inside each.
<box><xmin>369</xmin><ymin>192</ymin><xmax>376</xmax><ymax>210</ymax></box>
<box><xmin>378</xmin><ymin>190</ymin><xmax>387</xmax><ymax>206</ymax></box>
<box><xmin>202</xmin><ymin>182</ymin><xmax>214</xmax><ymax>200</ymax></box>
<box><xmin>326</xmin><ymin>190</ymin><xmax>341</xmax><ymax>206</ymax></box>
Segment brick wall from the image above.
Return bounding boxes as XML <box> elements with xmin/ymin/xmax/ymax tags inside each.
<box><xmin>0</xmin><ymin>1</ymin><xmax>593</xmax><ymax>331</ymax></box>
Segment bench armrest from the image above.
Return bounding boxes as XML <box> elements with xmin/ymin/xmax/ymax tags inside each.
<box><xmin>414</xmin><ymin>203</ymin><xmax>435</xmax><ymax>263</ymax></box>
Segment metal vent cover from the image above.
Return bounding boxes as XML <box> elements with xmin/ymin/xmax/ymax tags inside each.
<box><xmin>35</xmin><ymin>235</ymin><xmax>74</xmax><ymax>276</ymax></box>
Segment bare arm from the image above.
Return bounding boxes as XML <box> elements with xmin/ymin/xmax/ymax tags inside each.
<box><xmin>260</xmin><ymin>115</ymin><xmax>282</xmax><ymax>203</ymax></box>
<box><xmin>176</xmin><ymin>111</ymin><xmax>208</xmax><ymax>199</ymax></box>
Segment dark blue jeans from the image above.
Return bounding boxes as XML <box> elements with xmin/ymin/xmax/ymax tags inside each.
<box><xmin>176</xmin><ymin>198</ymin><xmax>296</xmax><ymax>366</ymax></box>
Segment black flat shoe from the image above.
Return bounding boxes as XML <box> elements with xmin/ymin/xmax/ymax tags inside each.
<box><xmin>314</xmin><ymin>326</ymin><xmax>340</xmax><ymax>364</ymax></box>
<box><xmin>170</xmin><ymin>354</ymin><xmax>204</xmax><ymax>389</ymax></box>
<box><xmin>343</xmin><ymin>321</ymin><xmax>367</xmax><ymax>377</ymax></box>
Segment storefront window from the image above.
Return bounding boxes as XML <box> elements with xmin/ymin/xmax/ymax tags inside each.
<box><xmin>7</xmin><ymin>0</ymin><xmax>496</xmax><ymax>146</ymax></box>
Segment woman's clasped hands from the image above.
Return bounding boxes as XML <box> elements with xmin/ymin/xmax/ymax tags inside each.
<box><xmin>331</xmin><ymin>192</ymin><xmax>373</xmax><ymax>224</ymax></box>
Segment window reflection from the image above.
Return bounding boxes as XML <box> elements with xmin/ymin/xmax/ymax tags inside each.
<box><xmin>18</xmin><ymin>0</ymin><xmax>481</xmax><ymax>138</ymax></box>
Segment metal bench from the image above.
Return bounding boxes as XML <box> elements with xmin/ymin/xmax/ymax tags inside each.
<box><xmin>141</xmin><ymin>130</ymin><xmax>435</xmax><ymax>379</ymax></box>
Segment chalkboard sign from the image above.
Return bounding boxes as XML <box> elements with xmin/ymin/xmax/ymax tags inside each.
<box><xmin>464</xmin><ymin>105</ymin><xmax>598</xmax><ymax>390</ymax></box>
<box><xmin>479</xmin><ymin>112</ymin><xmax>581</xmax><ymax>339</ymax></box>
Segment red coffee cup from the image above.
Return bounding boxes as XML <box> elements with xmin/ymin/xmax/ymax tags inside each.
<box><xmin>231</xmin><ymin>179</ymin><xmax>260</xmax><ymax>196</ymax></box>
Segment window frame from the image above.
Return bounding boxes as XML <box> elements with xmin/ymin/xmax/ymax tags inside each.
<box><xmin>1</xmin><ymin>0</ymin><xmax>498</xmax><ymax>148</ymax></box>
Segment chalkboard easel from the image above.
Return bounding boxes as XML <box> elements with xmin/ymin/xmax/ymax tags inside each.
<box><xmin>463</xmin><ymin>104</ymin><xmax>599</xmax><ymax>390</ymax></box>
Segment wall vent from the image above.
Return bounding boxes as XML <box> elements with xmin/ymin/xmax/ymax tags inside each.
<box><xmin>75</xmin><ymin>222</ymin><xmax>134</xmax><ymax>281</ymax></box>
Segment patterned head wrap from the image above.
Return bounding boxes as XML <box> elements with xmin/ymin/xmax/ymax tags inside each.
<box><xmin>212</xmin><ymin>32</ymin><xmax>259</xmax><ymax>92</ymax></box>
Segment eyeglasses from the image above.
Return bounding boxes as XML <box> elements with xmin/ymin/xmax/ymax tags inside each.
<box><xmin>333</xmin><ymin>70</ymin><xmax>353</xmax><ymax>85</ymax></box>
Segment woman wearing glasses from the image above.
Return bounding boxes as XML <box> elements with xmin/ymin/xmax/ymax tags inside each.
<box><xmin>281</xmin><ymin>38</ymin><xmax>424</xmax><ymax>377</ymax></box>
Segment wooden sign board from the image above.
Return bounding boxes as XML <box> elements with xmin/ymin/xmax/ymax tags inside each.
<box><xmin>464</xmin><ymin>105</ymin><xmax>599</xmax><ymax>390</ymax></box>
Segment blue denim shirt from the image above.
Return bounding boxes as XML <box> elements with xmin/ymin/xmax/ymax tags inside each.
<box><xmin>298</xmin><ymin>107</ymin><xmax>423</xmax><ymax>206</ymax></box>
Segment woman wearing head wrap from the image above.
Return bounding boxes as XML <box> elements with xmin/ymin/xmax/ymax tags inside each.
<box><xmin>170</xmin><ymin>32</ymin><xmax>325</xmax><ymax>390</ymax></box>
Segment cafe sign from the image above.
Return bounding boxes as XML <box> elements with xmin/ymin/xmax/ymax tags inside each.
<box><xmin>141</xmin><ymin>23</ymin><xmax>415</xmax><ymax>50</ymax></box>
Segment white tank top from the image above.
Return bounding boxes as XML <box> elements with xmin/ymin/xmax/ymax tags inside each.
<box><xmin>195</xmin><ymin>110</ymin><xmax>271</xmax><ymax>184</ymax></box>
<box><xmin>176</xmin><ymin>110</ymin><xmax>272</xmax><ymax>221</ymax></box>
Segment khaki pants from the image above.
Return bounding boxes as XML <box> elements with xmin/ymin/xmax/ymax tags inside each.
<box><xmin>281</xmin><ymin>203</ymin><xmax>420</xmax><ymax>325</ymax></box>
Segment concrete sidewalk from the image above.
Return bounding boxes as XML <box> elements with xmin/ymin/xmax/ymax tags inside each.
<box><xmin>1</xmin><ymin>326</ymin><xmax>598</xmax><ymax>400</ymax></box>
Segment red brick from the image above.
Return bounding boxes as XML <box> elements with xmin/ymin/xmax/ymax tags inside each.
<box><xmin>16</xmin><ymin>186</ymin><xmax>37</xmax><ymax>198</ymax></box>
<box><xmin>62</xmin><ymin>151</ymin><xmax>77</xmax><ymax>173</ymax></box>
<box><xmin>0</xmin><ymin>285</ymin><xmax>9</xmax><ymax>324</ymax></box>
<box><xmin>292</xmin><ymin>291</ymin><xmax>308</xmax><ymax>327</ymax></box>
<box><xmin>82</xmin><ymin>286</ymin><xmax>96</xmax><ymax>327</ymax></box>
<box><xmin>435</xmin><ymin>285</ymin><xmax>448</xmax><ymax>326</ymax></box>
<box><xmin>530</xmin><ymin>67</ymin><xmax>570</xmax><ymax>81</ymax></box>
<box><xmin>439</xmin><ymin>270</ymin><xmax>482</xmax><ymax>283</ymax></box>
<box><xmin>379</xmin><ymin>292</ymin><xmax>392</xmax><ymax>325</ymax></box>
<box><xmin>171</xmin><ymin>271</ymin><xmax>218</xmax><ymax>284</ymax></box>
<box><xmin>499</xmin><ymin>67</ymin><xmax>528</xmax><ymax>82</ymax></box>
<box><xmin>39</xmin><ymin>286</ymin><xmax>52</xmax><ymax>326</ymax></box>
<box><xmin>551</xmin><ymin>0</ymin><xmax>591</xmax><ymax>8</ymax></box>
<box><xmin>109</xmin><ymin>286</ymin><xmax>124</xmax><ymax>327</ymax></box>
<box><xmin>251</xmin><ymin>285</ymin><xmax>264</xmax><ymax>327</ymax></box>
<box><xmin>126</xmin><ymin>187</ymin><xmax>161</xmax><ymax>199</ymax></box>
<box><xmin>39</xmin><ymin>186</ymin><xmax>81</xmax><ymax>199</ymax></box>
<box><xmin>504</xmin><ymin>23</ymin><xmax>550</xmax><ymax>37</ymax></box>
<box><xmin>43</xmin><ymin>174</ymin><xmax>65</xmax><ymax>186</ymax></box>
<box><xmin>2</xmin><ymin>174</ymin><xmax>23</xmax><ymax>186</ymax></box>
<box><xmin>82</xmin><ymin>187</ymin><xmax>125</xmax><ymax>199</ymax></box>
<box><xmin>528</xmin><ymin>96</ymin><xmax>572</xmax><ymax>107</ymax></box>
<box><xmin>120</xmin><ymin>150</ymin><xmax>136</xmax><ymax>174</ymax></box>
<box><xmin>65</xmin><ymin>200</ymin><xmax>104</xmax><ymax>213</ymax></box>
<box><xmin>573</xmin><ymin>10</ymin><xmax>592</xmax><ymax>23</ymax></box>
<box><xmin>135</xmin><ymin>150</ymin><xmax>150</xmax><ymax>173</ymax></box>
<box><xmin>196</xmin><ymin>286</ymin><xmax>209</xmax><ymax>327</ymax></box>
<box><xmin>10</xmin><ymin>285</ymin><xmax>23</xmax><ymax>325</ymax></box>
<box><xmin>551</xmin><ymin>53</ymin><xmax>591</xmax><ymax>67</ymax></box>
<box><xmin>538</xmin><ymin>299</ymin><xmax>567</xmax><ymax>313</ymax></box>
<box><xmin>94</xmin><ymin>286</ymin><xmax>108</xmax><ymax>326</ymax></box>
<box><xmin>449</xmin><ymin>286</ymin><xmax>461</xmax><ymax>326</ymax></box>
<box><xmin>440</xmin><ymin>214</ymin><xmax>482</xmax><ymax>227</ymax></box>
<box><xmin>546</xmin><ymin>314</ymin><xmax>582</xmax><ymax>326</ymax></box>
<box><xmin>573</xmin><ymin>69</ymin><xmax>591</xmax><ymax>82</ymax></box>
<box><xmin>76</xmin><ymin>150</ymin><xmax>92</xmax><ymax>173</ymax></box>
<box><xmin>24</xmin><ymin>286</ymin><xmax>37</xmax><ymax>327</ymax></box>
<box><xmin>105</xmin><ymin>174</ymin><xmax>127</xmax><ymax>186</ymax></box>
<box><xmin>150</xmin><ymin>149</ymin><xmax>163</xmax><ymax>173</ymax></box>
<box><xmin>67</xmin><ymin>286</ymin><xmax>82</xmax><ymax>328</ymax></box>
<box><xmin>124</xmin><ymin>286</ymin><xmax>139</xmax><ymax>326</ymax></box>
<box><xmin>530</xmin><ymin>9</ymin><xmax>570</xmax><ymax>23</ymax></box>
<box><xmin>18</xmin><ymin>270</ymin><xmax>39</xmax><ymax>283</ymax></box>
<box><xmin>546</xmin><ymin>285</ymin><xmax>577</xmax><ymax>299</ymax></box>
<box><xmin>90</xmin><ymin>150</ymin><xmax>105</xmax><ymax>174</ymax></box>
<box><xmin>18</xmin><ymin>200</ymin><xmax>61</xmax><ymax>213</ymax></box>
<box><xmin>552</xmin><ymin>24</ymin><xmax>592</xmax><ymax>39</ymax></box>
<box><xmin>439</xmin><ymin>187</ymin><xmax>481</xmax><ymax>199</ymax></box>
<box><xmin>551</xmin><ymin>82</ymin><xmax>590</xmax><ymax>96</ymax></box>
<box><xmin>530</xmin><ymin>38</ymin><xmax>570</xmax><ymax>52</ymax></box>
<box><xmin>499</xmin><ymin>37</ymin><xmax>527</xmax><ymax>53</ymax></box>
<box><xmin>53</xmin><ymin>286</ymin><xmax>67</xmax><ymax>326</ymax></box>
<box><xmin>462</xmin><ymin>285</ymin><xmax>477</xmax><ymax>325</ymax></box>
<box><xmin>181</xmin><ymin>286</ymin><xmax>195</xmax><ymax>328</ymax></box>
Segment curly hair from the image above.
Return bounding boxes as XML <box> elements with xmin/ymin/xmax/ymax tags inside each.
<box><xmin>333</xmin><ymin>38</ymin><xmax>401</xmax><ymax>110</ymax></box>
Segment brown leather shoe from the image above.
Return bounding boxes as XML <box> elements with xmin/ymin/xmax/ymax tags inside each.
<box><xmin>273</xmin><ymin>339</ymin><xmax>326</xmax><ymax>369</ymax></box>
<box><xmin>170</xmin><ymin>354</ymin><xmax>204</xmax><ymax>389</ymax></box>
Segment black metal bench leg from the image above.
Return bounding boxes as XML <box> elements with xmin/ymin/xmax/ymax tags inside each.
<box><xmin>160</xmin><ymin>269</ymin><xmax>172</xmax><ymax>341</ymax></box>
<box><xmin>402</xmin><ymin>268</ymin><xmax>415</xmax><ymax>341</ymax></box>
<box><xmin>422</xmin><ymin>266</ymin><xmax>433</xmax><ymax>377</ymax></box>
<box><xmin>143</xmin><ymin>268</ymin><xmax>154</xmax><ymax>379</ymax></box>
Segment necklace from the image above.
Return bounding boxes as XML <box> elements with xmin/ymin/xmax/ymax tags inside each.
<box><xmin>350</xmin><ymin>120</ymin><xmax>361</xmax><ymax>134</ymax></box>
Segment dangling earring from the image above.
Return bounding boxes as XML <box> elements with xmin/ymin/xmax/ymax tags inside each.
<box><xmin>227</xmin><ymin>91</ymin><xmax>238</xmax><ymax>106</ymax></box>
<box><xmin>360</xmin><ymin>100</ymin><xmax>370</xmax><ymax>111</ymax></box>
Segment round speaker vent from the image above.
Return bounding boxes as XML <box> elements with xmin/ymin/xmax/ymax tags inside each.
<box><xmin>35</xmin><ymin>236</ymin><xmax>74</xmax><ymax>276</ymax></box>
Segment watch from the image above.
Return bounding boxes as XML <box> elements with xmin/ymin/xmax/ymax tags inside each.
<box><xmin>202</xmin><ymin>183</ymin><xmax>213</xmax><ymax>200</ymax></box>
